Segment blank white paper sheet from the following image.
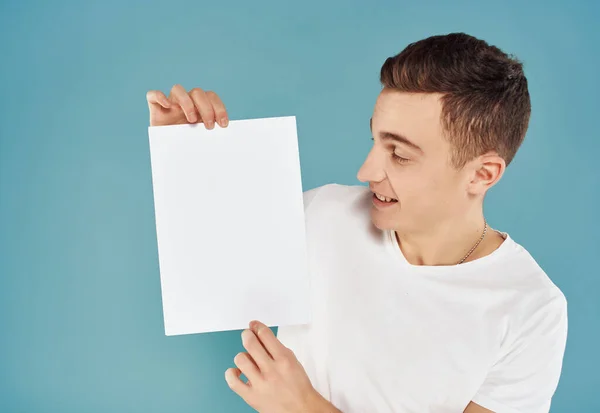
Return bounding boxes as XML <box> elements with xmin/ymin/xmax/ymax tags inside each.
<box><xmin>148</xmin><ymin>116</ymin><xmax>311</xmax><ymax>336</ymax></box>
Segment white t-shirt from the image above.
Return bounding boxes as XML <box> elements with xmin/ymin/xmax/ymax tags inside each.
<box><xmin>276</xmin><ymin>184</ymin><xmax>568</xmax><ymax>413</ymax></box>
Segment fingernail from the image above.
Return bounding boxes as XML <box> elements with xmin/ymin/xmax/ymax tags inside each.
<box><xmin>205</xmin><ymin>120</ymin><xmax>214</xmax><ymax>129</ymax></box>
<box><xmin>189</xmin><ymin>113</ymin><xmax>197</xmax><ymax>123</ymax></box>
<box><xmin>221</xmin><ymin>117</ymin><xmax>228</xmax><ymax>127</ymax></box>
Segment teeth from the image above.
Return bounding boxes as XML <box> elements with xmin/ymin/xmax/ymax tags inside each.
<box><xmin>375</xmin><ymin>193</ymin><xmax>395</xmax><ymax>202</ymax></box>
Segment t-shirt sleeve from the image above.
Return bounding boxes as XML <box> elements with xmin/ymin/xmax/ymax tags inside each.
<box><xmin>471</xmin><ymin>289</ymin><xmax>568</xmax><ymax>413</ymax></box>
<box><xmin>302</xmin><ymin>185</ymin><xmax>325</xmax><ymax>213</ymax></box>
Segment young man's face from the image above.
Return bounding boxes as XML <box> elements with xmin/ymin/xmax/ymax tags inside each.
<box><xmin>357</xmin><ymin>89</ymin><xmax>473</xmax><ymax>233</ymax></box>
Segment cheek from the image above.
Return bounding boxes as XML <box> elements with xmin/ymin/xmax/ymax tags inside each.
<box><xmin>389</xmin><ymin>164</ymin><xmax>457</xmax><ymax>209</ymax></box>
<box><xmin>427</xmin><ymin>169</ymin><xmax>465</xmax><ymax>211</ymax></box>
<box><xmin>388</xmin><ymin>165</ymin><xmax>437</xmax><ymax>204</ymax></box>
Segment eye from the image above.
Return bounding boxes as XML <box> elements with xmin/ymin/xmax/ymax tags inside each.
<box><xmin>371</xmin><ymin>137</ymin><xmax>410</xmax><ymax>164</ymax></box>
<box><xmin>392</xmin><ymin>152</ymin><xmax>410</xmax><ymax>164</ymax></box>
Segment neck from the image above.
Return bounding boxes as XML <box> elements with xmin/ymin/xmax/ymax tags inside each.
<box><xmin>394</xmin><ymin>206</ymin><xmax>500</xmax><ymax>266</ymax></box>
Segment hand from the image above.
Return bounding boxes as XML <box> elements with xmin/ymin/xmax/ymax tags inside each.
<box><xmin>225</xmin><ymin>320</ymin><xmax>332</xmax><ymax>413</ymax></box>
<box><xmin>146</xmin><ymin>84</ymin><xmax>229</xmax><ymax>128</ymax></box>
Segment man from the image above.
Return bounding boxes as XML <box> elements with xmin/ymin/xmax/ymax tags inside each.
<box><xmin>146</xmin><ymin>32</ymin><xmax>568</xmax><ymax>413</ymax></box>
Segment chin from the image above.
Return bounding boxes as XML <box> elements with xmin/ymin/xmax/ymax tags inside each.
<box><xmin>369</xmin><ymin>207</ymin><xmax>397</xmax><ymax>231</ymax></box>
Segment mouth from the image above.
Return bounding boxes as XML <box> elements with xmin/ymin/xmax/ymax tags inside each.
<box><xmin>372</xmin><ymin>192</ymin><xmax>398</xmax><ymax>208</ymax></box>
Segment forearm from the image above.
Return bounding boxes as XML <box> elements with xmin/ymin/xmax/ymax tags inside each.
<box><xmin>308</xmin><ymin>391</ymin><xmax>343</xmax><ymax>413</ymax></box>
<box><xmin>319</xmin><ymin>400</ymin><xmax>342</xmax><ymax>413</ymax></box>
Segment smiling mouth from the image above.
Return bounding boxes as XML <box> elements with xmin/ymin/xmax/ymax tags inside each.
<box><xmin>372</xmin><ymin>192</ymin><xmax>398</xmax><ymax>207</ymax></box>
<box><xmin>374</xmin><ymin>192</ymin><xmax>397</xmax><ymax>202</ymax></box>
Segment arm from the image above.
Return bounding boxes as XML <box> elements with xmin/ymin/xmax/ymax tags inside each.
<box><xmin>226</xmin><ymin>320</ymin><xmax>343</xmax><ymax>413</ymax></box>
<box><xmin>465</xmin><ymin>401</ymin><xmax>494</xmax><ymax>413</ymax></box>
<box><xmin>312</xmin><ymin>397</ymin><xmax>494</xmax><ymax>413</ymax></box>
<box><xmin>309</xmin><ymin>393</ymin><xmax>343</xmax><ymax>413</ymax></box>
<box><xmin>466</xmin><ymin>290</ymin><xmax>568</xmax><ymax>413</ymax></box>
<box><xmin>228</xmin><ymin>291</ymin><xmax>567</xmax><ymax>413</ymax></box>
<box><xmin>314</xmin><ymin>398</ymin><xmax>493</xmax><ymax>413</ymax></box>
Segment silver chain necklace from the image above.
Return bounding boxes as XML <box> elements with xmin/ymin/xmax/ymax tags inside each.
<box><xmin>457</xmin><ymin>219</ymin><xmax>487</xmax><ymax>265</ymax></box>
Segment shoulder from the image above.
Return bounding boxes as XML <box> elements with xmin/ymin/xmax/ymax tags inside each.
<box><xmin>472</xmin><ymin>239</ymin><xmax>568</xmax><ymax>412</ymax></box>
<box><xmin>472</xmin><ymin>260</ymin><xmax>567</xmax><ymax>413</ymax></box>
<box><xmin>504</xmin><ymin>238</ymin><xmax>566</xmax><ymax>304</ymax></box>
<box><xmin>302</xmin><ymin>183</ymin><xmax>372</xmax><ymax>219</ymax></box>
<box><xmin>497</xmin><ymin>238</ymin><xmax>568</xmax><ymax>346</ymax></box>
<box><xmin>301</xmin><ymin>183</ymin><xmax>375</xmax><ymax>244</ymax></box>
<box><xmin>303</xmin><ymin>183</ymin><xmax>370</xmax><ymax>210</ymax></box>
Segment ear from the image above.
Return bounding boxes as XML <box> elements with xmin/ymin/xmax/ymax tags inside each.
<box><xmin>467</xmin><ymin>152</ymin><xmax>506</xmax><ymax>195</ymax></box>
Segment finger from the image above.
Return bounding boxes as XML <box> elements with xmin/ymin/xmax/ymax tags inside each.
<box><xmin>234</xmin><ymin>352</ymin><xmax>261</xmax><ymax>383</ymax></box>
<box><xmin>225</xmin><ymin>367</ymin><xmax>251</xmax><ymax>399</ymax></box>
<box><xmin>189</xmin><ymin>88</ymin><xmax>216</xmax><ymax>129</ymax></box>
<box><xmin>170</xmin><ymin>84</ymin><xmax>197</xmax><ymax>123</ymax></box>
<box><xmin>250</xmin><ymin>320</ymin><xmax>289</xmax><ymax>360</ymax></box>
<box><xmin>206</xmin><ymin>91</ymin><xmax>229</xmax><ymax>127</ymax></box>
<box><xmin>146</xmin><ymin>90</ymin><xmax>171</xmax><ymax>109</ymax></box>
<box><xmin>242</xmin><ymin>328</ymin><xmax>273</xmax><ymax>372</ymax></box>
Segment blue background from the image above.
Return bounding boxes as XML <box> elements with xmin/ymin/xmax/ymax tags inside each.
<box><xmin>1</xmin><ymin>0</ymin><xmax>598</xmax><ymax>411</ymax></box>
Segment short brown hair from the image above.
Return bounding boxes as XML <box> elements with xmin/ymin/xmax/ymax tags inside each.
<box><xmin>380</xmin><ymin>32</ymin><xmax>531</xmax><ymax>168</ymax></box>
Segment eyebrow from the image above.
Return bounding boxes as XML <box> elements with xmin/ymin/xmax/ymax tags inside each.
<box><xmin>370</xmin><ymin>117</ymin><xmax>423</xmax><ymax>153</ymax></box>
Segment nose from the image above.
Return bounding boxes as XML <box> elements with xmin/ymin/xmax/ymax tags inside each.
<box><xmin>357</xmin><ymin>146</ymin><xmax>386</xmax><ymax>183</ymax></box>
